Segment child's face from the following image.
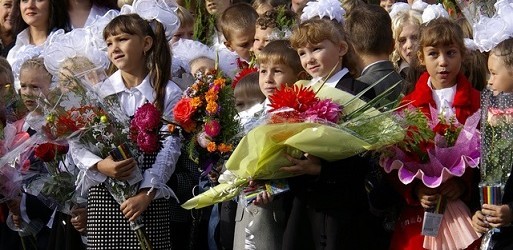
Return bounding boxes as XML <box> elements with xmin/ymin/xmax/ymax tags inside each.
<box><xmin>225</xmin><ymin>29</ymin><xmax>255</xmax><ymax>62</ymax></box>
<box><xmin>234</xmin><ymin>91</ymin><xmax>263</xmax><ymax>112</ymax></box>
<box><xmin>19</xmin><ymin>68</ymin><xmax>51</xmax><ymax>112</ymax></box>
<box><xmin>170</xmin><ymin>24</ymin><xmax>194</xmax><ymax>44</ymax></box>
<box><xmin>20</xmin><ymin>0</ymin><xmax>50</xmax><ymax>29</ymax></box>
<box><xmin>0</xmin><ymin>0</ymin><xmax>13</xmax><ymax>32</ymax></box>
<box><xmin>258</xmin><ymin>62</ymin><xmax>298</xmax><ymax>97</ymax></box>
<box><xmin>419</xmin><ymin>44</ymin><xmax>462</xmax><ymax>89</ymax></box>
<box><xmin>380</xmin><ymin>0</ymin><xmax>394</xmax><ymax>12</ymax></box>
<box><xmin>106</xmin><ymin>33</ymin><xmax>151</xmax><ymax>74</ymax></box>
<box><xmin>297</xmin><ymin>39</ymin><xmax>346</xmax><ymax>79</ymax></box>
<box><xmin>190</xmin><ymin>58</ymin><xmax>215</xmax><ymax>76</ymax></box>
<box><xmin>251</xmin><ymin>26</ymin><xmax>272</xmax><ymax>56</ymax></box>
<box><xmin>205</xmin><ymin>0</ymin><xmax>230</xmax><ymax>15</ymax></box>
<box><xmin>488</xmin><ymin>53</ymin><xmax>513</xmax><ymax>95</ymax></box>
<box><xmin>397</xmin><ymin>23</ymin><xmax>419</xmax><ymax>65</ymax></box>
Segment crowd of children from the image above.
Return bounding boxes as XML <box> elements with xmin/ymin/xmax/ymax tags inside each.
<box><xmin>0</xmin><ymin>0</ymin><xmax>512</xmax><ymax>249</ymax></box>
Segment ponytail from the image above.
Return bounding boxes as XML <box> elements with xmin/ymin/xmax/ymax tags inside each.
<box><xmin>147</xmin><ymin>19</ymin><xmax>171</xmax><ymax>113</ymax></box>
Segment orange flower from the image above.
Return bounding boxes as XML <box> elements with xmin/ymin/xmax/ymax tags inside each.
<box><xmin>191</xmin><ymin>97</ymin><xmax>202</xmax><ymax>108</ymax></box>
<box><xmin>191</xmin><ymin>82</ymin><xmax>200</xmax><ymax>91</ymax></box>
<box><xmin>205</xmin><ymin>89</ymin><xmax>218</xmax><ymax>103</ymax></box>
<box><xmin>207</xmin><ymin>141</ymin><xmax>217</xmax><ymax>152</ymax></box>
<box><xmin>213</xmin><ymin>78</ymin><xmax>225</xmax><ymax>87</ymax></box>
<box><xmin>206</xmin><ymin>102</ymin><xmax>218</xmax><ymax>114</ymax></box>
<box><xmin>217</xmin><ymin>143</ymin><xmax>232</xmax><ymax>153</ymax></box>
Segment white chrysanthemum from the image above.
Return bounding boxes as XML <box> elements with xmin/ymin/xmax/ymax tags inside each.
<box><xmin>300</xmin><ymin>0</ymin><xmax>345</xmax><ymax>24</ymax></box>
<box><xmin>421</xmin><ymin>3</ymin><xmax>449</xmax><ymax>24</ymax></box>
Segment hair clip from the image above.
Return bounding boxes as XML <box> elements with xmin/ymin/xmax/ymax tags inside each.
<box><xmin>300</xmin><ymin>0</ymin><xmax>346</xmax><ymax>24</ymax></box>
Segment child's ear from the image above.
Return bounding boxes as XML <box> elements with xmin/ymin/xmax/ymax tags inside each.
<box><xmin>224</xmin><ymin>41</ymin><xmax>235</xmax><ymax>52</ymax></box>
<box><xmin>143</xmin><ymin>35</ymin><xmax>153</xmax><ymax>55</ymax></box>
<box><xmin>417</xmin><ymin>51</ymin><xmax>425</xmax><ymax>66</ymax></box>
<box><xmin>338</xmin><ymin>41</ymin><xmax>349</xmax><ymax>57</ymax></box>
<box><xmin>297</xmin><ymin>70</ymin><xmax>310</xmax><ymax>80</ymax></box>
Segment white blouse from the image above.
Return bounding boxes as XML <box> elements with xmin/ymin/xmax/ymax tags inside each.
<box><xmin>72</xmin><ymin>71</ymin><xmax>183</xmax><ymax>201</ymax></box>
<box><xmin>428</xmin><ymin>77</ymin><xmax>457</xmax><ymax>115</ymax></box>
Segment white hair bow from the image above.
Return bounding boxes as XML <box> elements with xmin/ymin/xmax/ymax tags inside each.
<box><xmin>300</xmin><ymin>0</ymin><xmax>346</xmax><ymax>24</ymax></box>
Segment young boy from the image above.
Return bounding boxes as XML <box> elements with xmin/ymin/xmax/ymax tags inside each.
<box><xmin>345</xmin><ymin>4</ymin><xmax>404</xmax><ymax>101</ymax></box>
<box><xmin>218</xmin><ymin>3</ymin><xmax>258</xmax><ymax>62</ymax></box>
<box><xmin>232</xmin><ymin>40</ymin><xmax>305</xmax><ymax>250</ymax></box>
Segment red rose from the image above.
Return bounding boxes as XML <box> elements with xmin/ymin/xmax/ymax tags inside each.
<box><xmin>34</xmin><ymin>143</ymin><xmax>68</xmax><ymax>162</ymax></box>
<box><xmin>173</xmin><ymin>98</ymin><xmax>196</xmax><ymax>125</ymax></box>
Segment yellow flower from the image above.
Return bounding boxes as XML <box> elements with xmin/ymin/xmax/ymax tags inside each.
<box><xmin>207</xmin><ymin>142</ymin><xmax>217</xmax><ymax>152</ymax></box>
<box><xmin>46</xmin><ymin>114</ymin><xmax>55</xmax><ymax>123</ymax></box>
<box><xmin>206</xmin><ymin>102</ymin><xmax>218</xmax><ymax>114</ymax></box>
<box><xmin>191</xmin><ymin>97</ymin><xmax>202</xmax><ymax>108</ymax></box>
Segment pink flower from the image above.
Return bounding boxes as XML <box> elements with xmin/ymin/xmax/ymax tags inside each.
<box><xmin>137</xmin><ymin>131</ymin><xmax>160</xmax><ymax>153</ymax></box>
<box><xmin>133</xmin><ymin>103</ymin><xmax>161</xmax><ymax>131</ymax></box>
<box><xmin>305</xmin><ymin>99</ymin><xmax>342</xmax><ymax>123</ymax></box>
<box><xmin>204</xmin><ymin>120</ymin><xmax>221</xmax><ymax>138</ymax></box>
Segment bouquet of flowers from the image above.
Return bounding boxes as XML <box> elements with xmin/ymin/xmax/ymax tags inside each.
<box><xmin>182</xmin><ymin>79</ymin><xmax>405</xmax><ymax>209</ymax></box>
<box><xmin>39</xmin><ymin>67</ymin><xmax>154</xmax><ymax>249</ymax></box>
<box><xmin>379</xmin><ymin>105</ymin><xmax>480</xmax><ymax>249</ymax></box>
<box><xmin>130</xmin><ymin>103</ymin><xmax>177</xmax><ymax>154</ymax></box>
<box><xmin>173</xmin><ymin>69</ymin><xmax>240</xmax><ymax>173</ymax></box>
<box><xmin>479</xmin><ymin>89</ymin><xmax>513</xmax><ymax>249</ymax></box>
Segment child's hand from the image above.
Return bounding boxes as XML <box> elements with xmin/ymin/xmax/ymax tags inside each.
<box><xmin>472</xmin><ymin>210</ymin><xmax>490</xmax><ymax>233</ymax></box>
<box><xmin>120</xmin><ymin>188</ymin><xmax>155</xmax><ymax>222</ymax></box>
<box><xmin>415</xmin><ymin>184</ymin><xmax>439</xmax><ymax>209</ymax></box>
<box><xmin>6</xmin><ymin>198</ymin><xmax>21</xmax><ymax>228</ymax></box>
<box><xmin>439</xmin><ymin>178</ymin><xmax>465</xmax><ymax>200</ymax></box>
<box><xmin>70</xmin><ymin>205</ymin><xmax>87</xmax><ymax>234</ymax></box>
<box><xmin>281</xmin><ymin>153</ymin><xmax>321</xmax><ymax>176</ymax></box>
<box><xmin>481</xmin><ymin>204</ymin><xmax>513</xmax><ymax>228</ymax></box>
<box><xmin>253</xmin><ymin>191</ymin><xmax>273</xmax><ymax>207</ymax></box>
<box><xmin>96</xmin><ymin>156</ymin><xmax>136</xmax><ymax>180</ymax></box>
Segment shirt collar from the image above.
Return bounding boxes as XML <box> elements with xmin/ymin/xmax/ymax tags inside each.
<box><xmin>309</xmin><ymin>68</ymin><xmax>349</xmax><ymax>88</ymax></box>
<box><xmin>99</xmin><ymin>71</ymin><xmax>155</xmax><ymax>102</ymax></box>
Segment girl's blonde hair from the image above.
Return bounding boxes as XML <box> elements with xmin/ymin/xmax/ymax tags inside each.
<box><xmin>20</xmin><ymin>57</ymin><xmax>52</xmax><ymax>80</ymax></box>
<box><xmin>177</xmin><ymin>5</ymin><xmax>195</xmax><ymax>28</ymax></box>
<box><xmin>391</xmin><ymin>10</ymin><xmax>422</xmax><ymax>68</ymax></box>
<box><xmin>290</xmin><ymin>18</ymin><xmax>359</xmax><ymax>77</ymax></box>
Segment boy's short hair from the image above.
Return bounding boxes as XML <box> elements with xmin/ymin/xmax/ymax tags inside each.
<box><xmin>234</xmin><ymin>71</ymin><xmax>265</xmax><ymax>101</ymax></box>
<box><xmin>346</xmin><ymin>4</ymin><xmax>393</xmax><ymax>56</ymax></box>
<box><xmin>491</xmin><ymin>38</ymin><xmax>513</xmax><ymax>70</ymax></box>
<box><xmin>218</xmin><ymin>3</ymin><xmax>258</xmax><ymax>41</ymax></box>
<box><xmin>256</xmin><ymin>7</ymin><xmax>297</xmax><ymax>30</ymax></box>
<box><xmin>257</xmin><ymin>40</ymin><xmax>303</xmax><ymax>74</ymax></box>
<box><xmin>418</xmin><ymin>17</ymin><xmax>466</xmax><ymax>59</ymax></box>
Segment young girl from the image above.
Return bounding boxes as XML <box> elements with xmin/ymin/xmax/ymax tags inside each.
<box><xmin>170</xmin><ymin>5</ymin><xmax>194</xmax><ymax>44</ymax></box>
<box><xmin>7</xmin><ymin>0</ymin><xmax>68</xmax><ymax>69</ymax></box>
<box><xmin>472</xmin><ymin>37</ymin><xmax>513</xmax><ymax>249</ymax></box>
<box><xmin>77</xmin><ymin>14</ymin><xmax>182</xmax><ymax>249</ymax></box>
<box><xmin>390</xmin><ymin>17</ymin><xmax>481</xmax><ymax>250</ymax></box>
<box><xmin>390</xmin><ymin>9</ymin><xmax>422</xmax><ymax>80</ymax></box>
<box><xmin>283</xmin><ymin>17</ymin><xmax>377</xmax><ymax>249</ymax></box>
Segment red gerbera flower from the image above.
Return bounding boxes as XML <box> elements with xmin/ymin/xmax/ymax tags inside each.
<box><xmin>268</xmin><ymin>85</ymin><xmax>318</xmax><ymax>113</ymax></box>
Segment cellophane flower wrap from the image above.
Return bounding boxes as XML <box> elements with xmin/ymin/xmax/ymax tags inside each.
<box><xmin>173</xmin><ymin>69</ymin><xmax>240</xmax><ymax>173</ymax></box>
<box><xmin>182</xmin><ymin>80</ymin><xmax>406</xmax><ymax>209</ymax></box>
<box><xmin>479</xmin><ymin>89</ymin><xmax>513</xmax><ymax>250</ymax></box>
<box><xmin>39</xmin><ymin>67</ymin><xmax>152</xmax><ymax>249</ymax></box>
<box><xmin>379</xmin><ymin>105</ymin><xmax>481</xmax><ymax>249</ymax></box>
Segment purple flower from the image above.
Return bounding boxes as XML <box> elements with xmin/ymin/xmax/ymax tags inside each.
<box><xmin>133</xmin><ymin>103</ymin><xmax>161</xmax><ymax>131</ymax></box>
<box><xmin>305</xmin><ymin>99</ymin><xmax>341</xmax><ymax>123</ymax></box>
<box><xmin>137</xmin><ymin>131</ymin><xmax>160</xmax><ymax>153</ymax></box>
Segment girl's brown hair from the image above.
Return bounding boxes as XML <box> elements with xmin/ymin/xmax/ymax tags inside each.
<box><xmin>417</xmin><ymin>17</ymin><xmax>467</xmax><ymax>60</ymax></box>
<box><xmin>290</xmin><ymin>18</ymin><xmax>360</xmax><ymax>77</ymax></box>
<box><xmin>103</xmin><ymin>14</ymin><xmax>171</xmax><ymax>112</ymax></box>
<box><xmin>491</xmin><ymin>38</ymin><xmax>513</xmax><ymax>70</ymax></box>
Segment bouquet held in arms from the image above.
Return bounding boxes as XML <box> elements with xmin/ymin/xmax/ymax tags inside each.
<box><xmin>173</xmin><ymin>69</ymin><xmax>240</xmax><ymax>174</ymax></box>
<box><xmin>182</xmin><ymin>73</ymin><xmax>405</xmax><ymax>209</ymax></box>
<box><xmin>41</xmin><ymin>67</ymin><xmax>153</xmax><ymax>250</ymax></box>
<box><xmin>379</xmin><ymin>105</ymin><xmax>480</xmax><ymax>249</ymax></box>
<box><xmin>479</xmin><ymin>89</ymin><xmax>513</xmax><ymax>249</ymax></box>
